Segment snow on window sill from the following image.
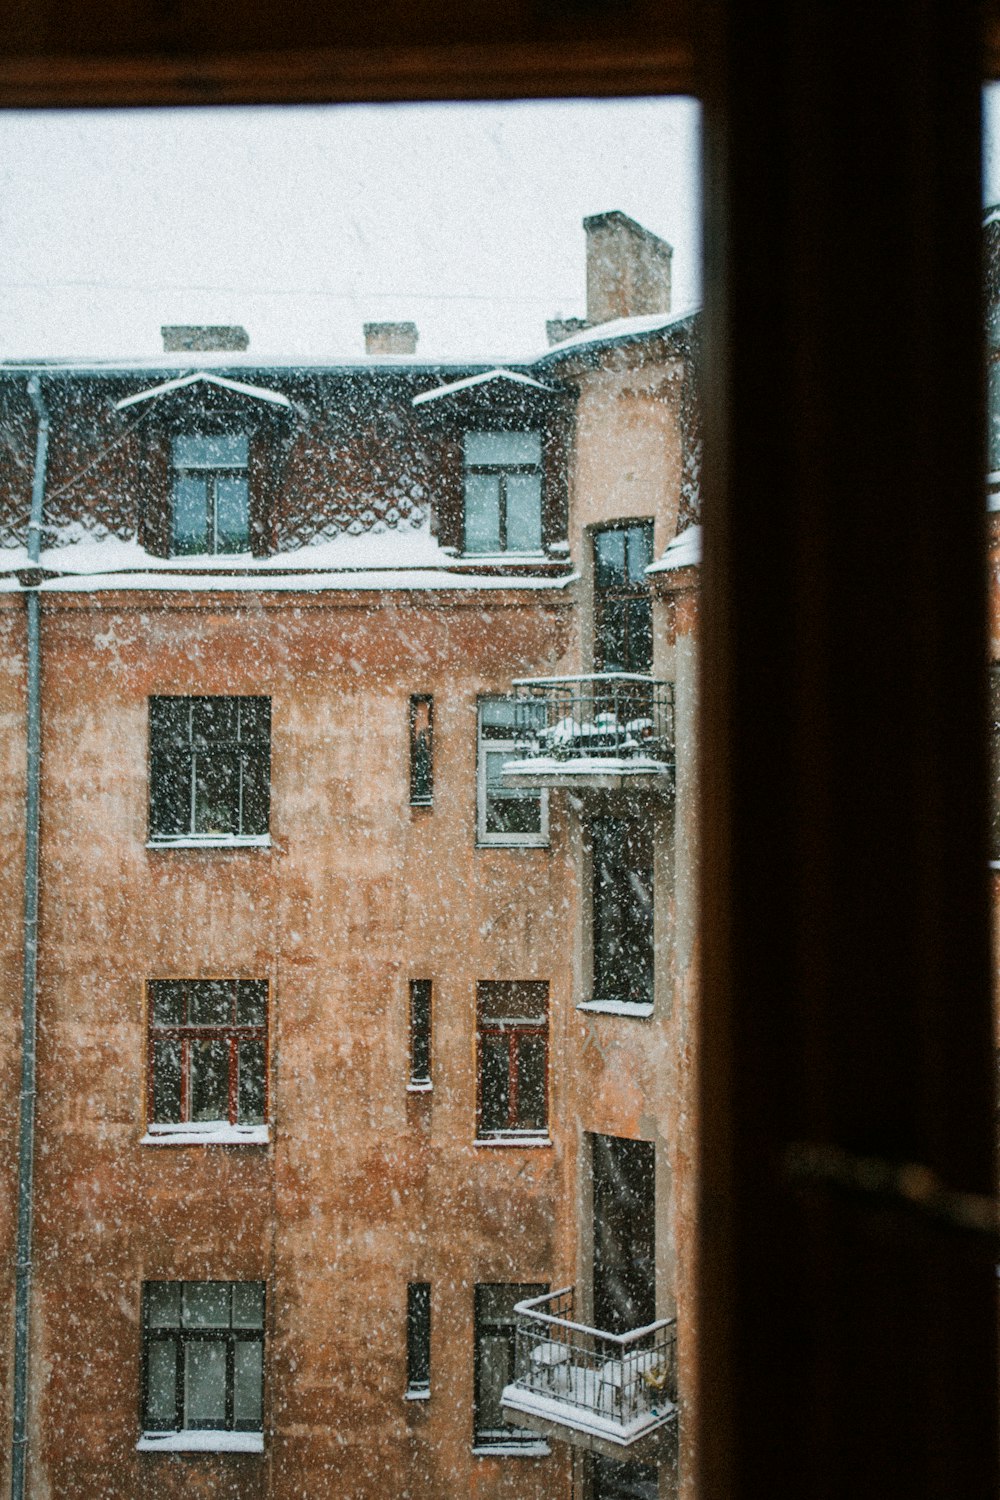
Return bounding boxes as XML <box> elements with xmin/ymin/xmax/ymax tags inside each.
<box><xmin>147</xmin><ymin>834</ymin><xmax>272</xmax><ymax>850</ymax></box>
<box><xmin>471</xmin><ymin>1442</ymin><xmax>551</xmax><ymax>1458</ymax></box>
<box><xmin>474</xmin><ymin>1135</ymin><xmax>552</xmax><ymax>1149</ymax></box>
<box><xmin>404</xmin><ymin>1387</ymin><xmax>431</xmax><ymax>1401</ymax></box>
<box><xmin>142</xmin><ymin>1123</ymin><xmax>269</xmax><ymax>1146</ymax></box>
<box><xmin>137</xmin><ymin>1431</ymin><xmax>264</xmax><ymax>1454</ymax></box>
<box><xmin>406</xmin><ymin>1080</ymin><xmax>433</xmax><ymax>1093</ymax></box>
<box><xmin>577</xmin><ymin>999</ymin><xmax>654</xmax><ymax>1019</ymax></box>
<box><xmin>989</xmin><ymin>860</ymin><xmax>1000</xmax><ymax>870</ymax></box>
<box><xmin>475</xmin><ymin>838</ymin><xmax>550</xmax><ymax>851</ymax></box>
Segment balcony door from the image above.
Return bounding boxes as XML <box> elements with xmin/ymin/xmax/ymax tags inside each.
<box><xmin>592</xmin><ymin>1134</ymin><xmax>655</xmax><ymax>1335</ymax></box>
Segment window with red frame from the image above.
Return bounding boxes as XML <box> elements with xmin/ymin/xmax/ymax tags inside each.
<box><xmin>476</xmin><ymin>981</ymin><xmax>548</xmax><ymax>1139</ymax></box>
<box><xmin>148</xmin><ymin>979</ymin><xmax>267</xmax><ymax>1127</ymax></box>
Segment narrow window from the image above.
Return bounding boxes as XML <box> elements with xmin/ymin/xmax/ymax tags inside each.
<box><xmin>991</xmin><ymin>665</ymin><xmax>1000</xmax><ymax>862</ymax></box>
<box><xmin>141</xmin><ymin>1281</ymin><xmax>264</xmax><ymax>1441</ymax></box>
<box><xmin>148</xmin><ymin>696</ymin><xmax>271</xmax><ymax>843</ymax></box>
<box><xmin>408</xmin><ymin>980</ymin><xmax>432</xmax><ymax>1089</ymax></box>
<box><xmin>171</xmin><ymin>434</ymin><xmax>250</xmax><ymax>556</ymax></box>
<box><xmin>476</xmin><ymin>981</ymin><xmax>548</xmax><ymax>1140</ymax></box>
<box><xmin>147</xmin><ymin>980</ymin><xmax>267</xmax><ymax>1133</ymax></box>
<box><xmin>476</xmin><ymin>698</ymin><xmax>548</xmax><ymax>847</ymax></box>
<box><xmin>593</xmin><ymin>521</ymin><xmax>654</xmax><ymax>674</ymax></box>
<box><xmin>406</xmin><ymin>1282</ymin><xmax>431</xmax><ymax>1396</ymax></box>
<box><xmin>409</xmin><ymin>695</ymin><xmax>434</xmax><ymax>806</ymax></box>
<box><xmin>473</xmin><ymin>1283</ymin><xmax>546</xmax><ymax>1448</ymax></box>
<box><xmin>592</xmin><ymin>815</ymin><xmax>654</xmax><ymax>1008</ymax></box>
<box><xmin>463</xmin><ymin>431</ymin><xmax>543</xmax><ymax>555</ymax></box>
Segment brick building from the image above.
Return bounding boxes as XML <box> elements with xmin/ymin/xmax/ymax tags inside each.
<box><xmin>0</xmin><ymin>213</ymin><xmax>702</xmax><ymax>1500</ymax></box>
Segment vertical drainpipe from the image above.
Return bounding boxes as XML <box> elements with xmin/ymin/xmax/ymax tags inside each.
<box><xmin>11</xmin><ymin>377</ymin><xmax>48</xmax><ymax>1500</ymax></box>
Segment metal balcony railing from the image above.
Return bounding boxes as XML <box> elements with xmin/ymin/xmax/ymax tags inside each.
<box><xmin>501</xmin><ymin>1286</ymin><xmax>677</xmax><ymax>1448</ymax></box>
<box><xmin>509</xmin><ymin>675</ymin><xmax>674</xmax><ymax>773</ymax></box>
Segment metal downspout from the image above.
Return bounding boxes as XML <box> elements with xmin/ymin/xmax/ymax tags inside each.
<box><xmin>11</xmin><ymin>378</ymin><xmax>48</xmax><ymax>1500</ymax></box>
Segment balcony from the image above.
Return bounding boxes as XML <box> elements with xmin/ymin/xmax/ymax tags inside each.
<box><xmin>502</xmin><ymin>674</ymin><xmax>674</xmax><ymax>792</ymax></box>
<box><xmin>501</xmin><ymin>1287</ymin><xmax>677</xmax><ymax>1462</ymax></box>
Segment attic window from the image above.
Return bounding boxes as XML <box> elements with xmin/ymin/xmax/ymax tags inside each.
<box><xmin>463</xmin><ymin>431</ymin><xmax>542</xmax><ymax>555</ymax></box>
<box><xmin>171</xmin><ymin>434</ymin><xmax>250</xmax><ymax>555</ymax></box>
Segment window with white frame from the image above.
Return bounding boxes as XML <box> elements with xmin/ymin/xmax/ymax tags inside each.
<box><xmin>171</xmin><ymin>433</ymin><xmax>250</xmax><ymax>555</ymax></box>
<box><xmin>141</xmin><ymin>1281</ymin><xmax>264</xmax><ymax>1448</ymax></box>
<box><xmin>463</xmin><ymin>431</ymin><xmax>543</xmax><ymax>555</ymax></box>
<box><xmin>476</xmin><ymin>698</ymin><xmax>547</xmax><ymax>847</ymax></box>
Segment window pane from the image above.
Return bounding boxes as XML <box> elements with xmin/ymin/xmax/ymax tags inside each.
<box><xmin>464</xmin><ymin>473</ymin><xmax>501</xmax><ymax>553</ymax></box>
<box><xmin>240</xmin><ymin>747</ymin><xmax>270</xmax><ymax>836</ymax></box>
<box><xmin>410</xmin><ymin>980</ymin><xmax>431</xmax><ymax>1083</ymax></box>
<box><xmin>236</xmin><ymin>980</ymin><xmax>268</xmax><ymax>1026</ymax></box>
<box><xmin>192</xmin><ymin>698</ymin><xmax>238</xmax><ymax>746</ymax></box>
<box><xmin>172</xmin><ymin>474</ymin><xmax>208</xmax><ymax>554</ymax></box>
<box><xmin>190</xmin><ymin>1040</ymin><xmax>230</xmax><ymax>1121</ymax></box>
<box><xmin>479</xmin><ymin>699</ymin><xmax>519</xmax><ymax>733</ymax></box>
<box><xmin>234</xmin><ymin>1341</ymin><xmax>263</xmax><ymax>1427</ymax></box>
<box><xmin>597</xmin><ymin>599</ymin><xmax>629</xmax><ymax>673</ymax></box>
<box><xmin>626</xmin><ymin>597</ymin><xmax>653</xmax><ymax>673</ymax></box>
<box><xmin>152</xmin><ymin>1040</ymin><xmax>182</xmax><ymax>1123</ymax></box>
<box><xmin>478</xmin><ymin>981</ymin><xmax>548</xmax><ymax>1024</ymax></box>
<box><xmin>238</xmin><ymin>698</ymin><xmax>270</xmax><ymax>744</ymax></box>
<box><xmin>595</xmin><ymin>527</ymin><xmax>627</xmax><ymax>587</ymax></box>
<box><xmin>476</xmin><ymin>1331</ymin><xmax>511</xmax><ymax>1434</ymax></box>
<box><xmin>232</xmin><ymin>1283</ymin><xmax>265</xmax><ymax>1329</ymax></box>
<box><xmin>193</xmin><ymin>750</ymin><xmax>241</xmax><ymax>835</ymax></box>
<box><xmin>151</xmin><ymin>981</ymin><xmax>184</xmax><ymax>1025</ymax></box>
<box><xmin>593</xmin><ymin>817</ymin><xmax>654</xmax><ymax>1003</ymax></box>
<box><xmin>407</xmin><ymin>1282</ymin><xmax>431</xmax><ymax>1388</ymax></box>
<box><xmin>145</xmin><ymin>1340</ymin><xmax>177</xmax><ymax>1428</ymax></box>
<box><xmin>480</xmin><ymin>1035</ymin><xmax>510</xmax><ymax>1133</ymax></box>
<box><xmin>215</xmin><ymin>475</ymin><xmax>250</xmax><ymax>552</ymax></box>
<box><xmin>464</xmin><ymin>431</ymin><xmax>541</xmax><ymax>466</ymax></box>
<box><xmin>149</xmin><ymin>749</ymin><xmax>190</xmax><ymax>837</ymax></box>
<box><xmin>505</xmin><ymin>473</ymin><xmax>542</xmax><ymax>552</ymax></box>
<box><xmin>188</xmin><ymin>980</ymin><xmax>233</xmax><ymax>1026</ymax></box>
<box><xmin>173</xmin><ymin>434</ymin><xmax>249</xmax><ymax>469</ymax></box>
<box><xmin>485</xmin><ymin>751</ymin><xmax>541</xmax><ymax>834</ymax></box>
<box><xmin>516</xmin><ymin>1036</ymin><xmax>547</xmax><ymax>1130</ymax></box>
<box><xmin>146</xmin><ymin>1282</ymin><xmax>181</xmax><ymax>1328</ymax></box>
<box><xmin>182</xmin><ymin>1283</ymin><xmax>230</xmax><ymax>1328</ymax></box>
<box><xmin>149</xmin><ymin>697</ymin><xmax>190</xmax><ymax>744</ymax></box>
<box><xmin>626</xmin><ymin>525</ymin><xmax>653</xmax><ymax>584</ymax></box>
<box><xmin>237</xmin><ymin>1040</ymin><xmax>266</xmax><ymax>1125</ymax></box>
<box><xmin>184</xmin><ymin>1340</ymin><xmax>227</xmax><ymax>1427</ymax></box>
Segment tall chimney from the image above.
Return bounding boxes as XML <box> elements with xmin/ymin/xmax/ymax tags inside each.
<box><xmin>583</xmin><ymin>211</ymin><xmax>672</xmax><ymax>326</ymax></box>
<box><xmin>162</xmin><ymin>325</ymin><xmax>249</xmax><ymax>352</ymax></box>
<box><xmin>364</xmin><ymin>321</ymin><xmax>419</xmax><ymax>356</ymax></box>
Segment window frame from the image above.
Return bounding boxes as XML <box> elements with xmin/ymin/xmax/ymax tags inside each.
<box><xmin>148</xmin><ymin>695</ymin><xmax>272</xmax><ymax>847</ymax></box>
<box><xmin>476</xmin><ymin>981</ymin><xmax>549</xmax><ymax>1142</ymax></box>
<box><xmin>462</xmin><ymin>429</ymin><xmax>544</xmax><ymax>557</ymax></box>
<box><xmin>472</xmin><ymin>1282</ymin><xmax>548</xmax><ymax>1450</ymax></box>
<box><xmin>140</xmin><ymin>1280</ymin><xmax>265</xmax><ymax>1446</ymax></box>
<box><xmin>170</xmin><ymin>432</ymin><xmax>251</xmax><ymax>557</ymax></box>
<box><xmin>592</xmin><ymin>520</ymin><xmax>655</xmax><ymax>675</ymax></box>
<box><xmin>476</xmin><ymin>697</ymin><xmax>548</xmax><ymax>848</ymax></box>
<box><xmin>408</xmin><ymin>979</ymin><xmax>432</xmax><ymax>1090</ymax></box>
<box><xmin>588</xmin><ymin>813</ymin><xmax>655</xmax><ymax>1014</ymax></box>
<box><xmin>145</xmin><ymin>978</ymin><xmax>268</xmax><ymax>1139</ymax></box>
<box><xmin>409</xmin><ymin>694</ymin><xmax>434</xmax><ymax>806</ymax></box>
<box><xmin>405</xmin><ymin>1282</ymin><xmax>432</xmax><ymax>1397</ymax></box>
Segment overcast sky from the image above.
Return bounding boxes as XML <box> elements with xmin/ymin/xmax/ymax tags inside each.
<box><xmin>0</xmin><ymin>99</ymin><xmax>701</xmax><ymax>362</ymax></box>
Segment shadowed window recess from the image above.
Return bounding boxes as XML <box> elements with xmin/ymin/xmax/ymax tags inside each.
<box><xmin>149</xmin><ymin>696</ymin><xmax>271</xmax><ymax>842</ymax></box>
<box><xmin>591</xmin><ymin>815</ymin><xmax>654</xmax><ymax>1007</ymax></box>
<box><xmin>409</xmin><ymin>695</ymin><xmax>434</xmax><ymax>806</ymax></box>
<box><xmin>142</xmin><ymin>1281</ymin><xmax>264</xmax><ymax>1440</ymax></box>
<box><xmin>406</xmin><ymin>1283</ymin><xmax>431</xmax><ymax>1396</ymax></box>
<box><xmin>147</xmin><ymin>979</ymin><xmax>267</xmax><ymax>1131</ymax></box>
<box><xmin>593</xmin><ymin>522</ymin><xmax>654</xmax><ymax>674</ymax></box>
<box><xmin>476</xmin><ymin>981</ymin><xmax>548</xmax><ymax>1139</ymax></box>
<box><xmin>171</xmin><ymin>433</ymin><xmax>250</xmax><ymax>555</ymax></box>
<box><xmin>473</xmin><ymin>1283</ymin><xmax>546</xmax><ymax>1448</ymax></box>
<box><xmin>409</xmin><ymin>980</ymin><xmax>432</xmax><ymax>1088</ymax></box>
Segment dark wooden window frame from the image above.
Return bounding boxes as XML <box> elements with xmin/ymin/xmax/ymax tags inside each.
<box><xmin>141</xmin><ymin>1281</ymin><xmax>265</xmax><ymax>1435</ymax></box>
<box><xmin>472</xmin><ymin>1282</ymin><xmax>547</xmax><ymax>1448</ymax></box>
<box><xmin>148</xmin><ymin>695</ymin><xmax>271</xmax><ymax>843</ymax></box>
<box><xmin>408</xmin><ymin>979</ymin><xmax>432</xmax><ymax>1089</ymax></box>
<box><xmin>409</xmin><ymin>694</ymin><xmax>434</xmax><ymax>806</ymax></box>
<box><xmin>591</xmin><ymin>518</ymin><xmax>655</xmax><ymax>675</ymax></box>
<box><xmin>147</xmin><ymin>979</ymin><xmax>268</xmax><ymax>1129</ymax></box>
<box><xmin>476</xmin><ymin>981</ymin><xmax>549</xmax><ymax>1139</ymax></box>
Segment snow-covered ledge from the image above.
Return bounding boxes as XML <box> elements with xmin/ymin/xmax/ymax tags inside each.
<box><xmin>142</xmin><ymin>1122</ymin><xmax>269</xmax><ymax>1147</ymax></box>
<box><xmin>146</xmin><ymin>834</ymin><xmax>272</xmax><ymax>851</ymax></box>
<box><xmin>577</xmin><ymin>999</ymin><xmax>654</xmax><ymax>1019</ymax></box>
<box><xmin>137</xmin><ymin>1431</ymin><xmax>264</xmax><ymax>1454</ymax></box>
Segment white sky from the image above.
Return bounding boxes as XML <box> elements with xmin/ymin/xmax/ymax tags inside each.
<box><xmin>0</xmin><ymin>99</ymin><xmax>701</xmax><ymax>362</ymax></box>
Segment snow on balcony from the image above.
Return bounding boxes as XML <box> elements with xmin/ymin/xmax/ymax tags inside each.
<box><xmin>502</xmin><ymin>675</ymin><xmax>675</xmax><ymax>791</ymax></box>
<box><xmin>501</xmin><ymin>1287</ymin><xmax>677</xmax><ymax>1462</ymax></box>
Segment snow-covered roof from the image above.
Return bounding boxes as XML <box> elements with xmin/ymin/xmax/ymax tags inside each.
<box><xmin>537</xmin><ymin>306</ymin><xmax>700</xmax><ymax>361</ymax></box>
<box><xmin>985</xmin><ymin>205</ymin><xmax>1000</xmax><ymax>228</ymax></box>
<box><xmin>115</xmin><ymin>371</ymin><xmax>294</xmax><ymax>411</ymax></box>
<box><xmin>647</xmin><ymin>523</ymin><xmax>701</xmax><ymax>574</ymax></box>
<box><xmin>412</xmin><ymin>368</ymin><xmax>556</xmax><ymax>406</ymax></box>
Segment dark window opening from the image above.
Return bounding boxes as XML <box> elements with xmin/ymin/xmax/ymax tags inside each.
<box><xmin>406</xmin><ymin>1282</ymin><xmax>431</xmax><ymax>1394</ymax></box>
<box><xmin>592</xmin><ymin>814</ymin><xmax>654</xmax><ymax>1006</ymax></box>
<box><xmin>473</xmin><ymin>1282</ymin><xmax>546</xmax><ymax>1446</ymax></box>
<box><xmin>463</xmin><ymin>431</ymin><xmax>543</xmax><ymax>554</ymax></box>
<box><xmin>171</xmin><ymin>434</ymin><xmax>250</xmax><ymax>556</ymax></box>
<box><xmin>148</xmin><ymin>979</ymin><xmax>268</xmax><ymax>1128</ymax></box>
<box><xmin>593</xmin><ymin>522</ymin><xmax>654</xmax><ymax>674</ymax></box>
<box><xmin>149</xmin><ymin>696</ymin><xmax>271</xmax><ymax>841</ymax></box>
<box><xmin>409</xmin><ymin>980</ymin><xmax>432</xmax><ymax>1087</ymax></box>
<box><xmin>592</xmin><ymin>1134</ymin><xmax>656</xmax><ymax>1337</ymax></box>
<box><xmin>142</xmin><ymin>1281</ymin><xmax>264</xmax><ymax>1435</ymax></box>
<box><xmin>477</xmin><ymin>981</ymin><xmax>548</xmax><ymax>1138</ymax></box>
<box><xmin>409</xmin><ymin>695</ymin><xmax>434</xmax><ymax>806</ymax></box>
<box><xmin>990</xmin><ymin>665</ymin><xmax>1000</xmax><ymax>862</ymax></box>
<box><xmin>591</xmin><ymin>1453</ymin><xmax>660</xmax><ymax>1500</ymax></box>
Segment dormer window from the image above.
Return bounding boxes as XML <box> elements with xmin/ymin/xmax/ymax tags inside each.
<box><xmin>463</xmin><ymin>431</ymin><xmax>542</xmax><ymax>555</ymax></box>
<box><xmin>171</xmin><ymin>434</ymin><xmax>250</xmax><ymax>555</ymax></box>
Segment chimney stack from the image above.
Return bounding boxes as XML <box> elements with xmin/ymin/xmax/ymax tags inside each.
<box><xmin>162</xmin><ymin>325</ymin><xmax>249</xmax><ymax>352</ymax></box>
<box><xmin>583</xmin><ymin>211</ymin><xmax>672</xmax><ymax>326</ymax></box>
<box><xmin>364</xmin><ymin>321</ymin><xmax>419</xmax><ymax>356</ymax></box>
<box><xmin>546</xmin><ymin>316</ymin><xmax>589</xmax><ymax>347</ymax></box>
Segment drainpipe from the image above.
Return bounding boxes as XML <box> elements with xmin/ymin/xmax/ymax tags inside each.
<box><xmin>11</xmin><ymin>377</ymin><xmax>48</xmax><ymax>1500</ymax></box>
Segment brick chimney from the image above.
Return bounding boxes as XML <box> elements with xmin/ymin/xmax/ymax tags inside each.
<box><xmin>583</xmin><ymin>211</ymin><xmax>672</xmax><ymax>326</ymax></box>
<box><xmin>161</xmin><ymin>325</ymin><xmax>250</xmax><ymax>352</ymax></box>
<box><xmin>364</xmin><ymin>321</ymin><xmax>419</xmax><ymax>356</ymax></box>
